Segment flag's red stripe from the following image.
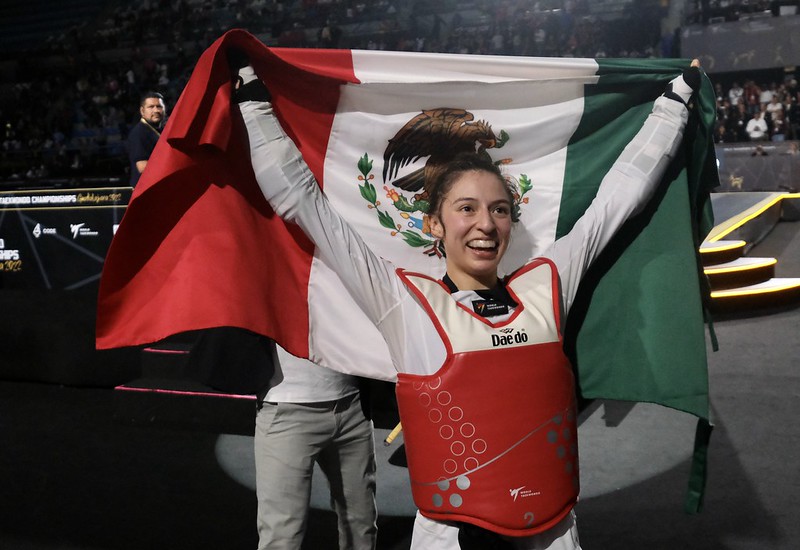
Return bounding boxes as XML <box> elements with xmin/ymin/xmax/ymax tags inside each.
<box><xmin>96</xmin><ymin>30</ymin><xmax>353</xmax><ymax>358</ymax></box>
<box><xmin>265</xmin><ymin>48</ymin><xmax>357</xmax><ymax>189</ymax></box>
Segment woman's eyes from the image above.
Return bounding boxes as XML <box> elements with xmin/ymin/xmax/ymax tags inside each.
<box><xmin>457</xmin><ymin>204</ymin><xmax>510</xmax><ymax>215</ymax></box>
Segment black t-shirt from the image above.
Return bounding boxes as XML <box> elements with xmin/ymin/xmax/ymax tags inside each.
<box><xmin>127</xmin><ymin>119</ymin><xmax>161</xmax><ymax>186</ymax></box>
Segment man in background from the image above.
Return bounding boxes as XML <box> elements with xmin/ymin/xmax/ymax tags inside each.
<box><xmin>127</xmin><ymin>91</ymin><xmax>166</xmax><ymax>186</ymax></box>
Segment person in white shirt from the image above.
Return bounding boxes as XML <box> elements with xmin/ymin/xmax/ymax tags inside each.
<box><xmin>728</xmin><ymin>81</ymin><xmax>743</xmax><ymax>105</ymax></box>
<box><xmin>233</xmin><ymin>58</ymin><xmax>701</xmax><ymax>550</ymax></box>
<box><xmin>765</xmin><ymin>95</ymin><xmax>784</xmax><ymax>118</ymax></box>
<box><xmin>254</xmin><ymin>344</ymin><xmax>377</xmax><ymax>550</ymax></box>
<box><xmin>746</xmin><ymin>110</ymin><xmax>769</xmax><ymax>141</ymax></box>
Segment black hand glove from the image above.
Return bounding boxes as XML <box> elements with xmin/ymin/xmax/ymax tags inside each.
<box><xmin>229</xmin><ymin>49</ymin><xmax>271</xmax><ymax>103</ymax></box>
<box><xmin>682</xmin><ymin>65</ymin><xmax>702</xmax><ymax>93</ymax></box>
<box><xmin>663</xmin><ymin>64</ymin><xmax>702</xmax><ymax>106</ymax></box>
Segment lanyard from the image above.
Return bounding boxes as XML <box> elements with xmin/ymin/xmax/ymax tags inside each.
<box><xmin>140</xmin><ymin>118</ymin><xmax>162</xmax><ymax>138</ymax></box>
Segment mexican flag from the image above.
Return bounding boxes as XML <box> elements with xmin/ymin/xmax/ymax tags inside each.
<box><xmin>97</xmin><ymin>30</ymin><xmax>716</xmax><ymax>474</ymax></box>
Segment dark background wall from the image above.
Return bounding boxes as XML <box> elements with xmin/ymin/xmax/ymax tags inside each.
<box><xmin>0</xmin><ymin>185</ymin><xmax>139</xmax><ymax>385</ymax></box>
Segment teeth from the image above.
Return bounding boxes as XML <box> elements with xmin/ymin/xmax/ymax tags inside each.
<box><xmin>468</xmin><ymin>239</ymin><xmax>496</xmax><ymax>249</ymax></box>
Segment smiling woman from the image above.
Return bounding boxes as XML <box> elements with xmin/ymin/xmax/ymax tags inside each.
<box><xmin>426</xmin><ymin>154</ymin><xmax>515</xmax><ymax>290</ymax></box>
<box><xmin>234</xmin><ymin>58</ymin><xmax>701</xmax><ymax>550</ymax></box>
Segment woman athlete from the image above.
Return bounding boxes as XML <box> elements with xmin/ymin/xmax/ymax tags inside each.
<box><xmin>234</xmin><ymin>58</ymin><xmax>701</xmax><ymax>550</ymax></box>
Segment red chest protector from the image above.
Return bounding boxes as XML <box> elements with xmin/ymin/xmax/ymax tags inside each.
<box><xmin>395</xmin><ymin>259</ymin><xmax>579</xmax><ymax>537</ymax></box>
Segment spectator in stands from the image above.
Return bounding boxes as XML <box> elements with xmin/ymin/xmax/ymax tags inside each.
<box><xmin>765</xmin><ymin>94</ymin><xmax>784</xmax><ymax>118</ymax></box>
<box><xmin>728</xmin><ymin>80</ymin><xmax>744</xmax><ymax>105</ymax></box>
<box><xmin>729</xmin><ymin>100</ymin><xmax>751</xmax><ymax>141</ymax></box>
<box><xmin>786</xmin><ymin>95</ymin><xmax>800</xmax><ymax>140</ymax></box>
<box><xmin>716</xmin><ymin>97</ymin><xmax>732</xmax><ymax>125</ymax></box>
<box><xmin>127</xmin><ymin>91</ymin><xmax>166</xmax><ymax>186</ymax></box>
<box><xmin>743</xmin><ymin>79</ymin><xmax>762</xmax><ymax>114</ymax></box>
<box><xmin>770</xmin><ymin>109</ymin><xmax>787</xmax><ymax>141</ymax></box>
<box><xmin>759</xmin><ymin>81</ymin><xmax>776</xmax><ymax>108</ymax></box>
<box><xmin>745</xmin><ymin>110</ymin><xmax>769</xmax><ymax>141</ymax></box>
<box><xmin>714</xmin><ymin>121</ymin><xmax>736</xmax><ymax>143</ymax></box>
<box><xmin>318</xmin><ymin>18</ymin><xmax>343</xmax><ymax>48</ymax></box>
<box><xmin>714</xmin><ymin>82</ymin><xmax>725</xmax><ymax>104</ymax></box>
<box><xmin>787</xmin><ymin>78</ymin><xmax>798</xmax><ymax>98</ymax></box>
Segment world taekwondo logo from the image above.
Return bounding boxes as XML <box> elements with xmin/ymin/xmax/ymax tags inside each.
<box><xmin>509</xmin><ymin>485</ymin><xmax>540</xmax><ymax>501</ymax></box>
<box><xmin>70</xmin><ymin>223</ymin><xmax>99</xmax><ymax>239</ymax></box>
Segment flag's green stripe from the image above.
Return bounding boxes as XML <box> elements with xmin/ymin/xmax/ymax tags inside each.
<box><xmin>557</xmin><ymin>58</ymin><xmax>688</xmax><ymax>236</ymax></box>
<box><xmin>558</xmin><ymin>58</ymin><xmax>716</xmax><ymax>421</ymax></box>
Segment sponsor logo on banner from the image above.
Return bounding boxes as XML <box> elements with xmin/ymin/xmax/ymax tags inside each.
<box><xmin>32</xmin><ymin>223</ymin><xmax>58</xmax><ymax>238</ymax></box>
<box><xmin>70</xmin><ymin>223</ymin><xmax>99</xmax><ymax>239</ymax></box>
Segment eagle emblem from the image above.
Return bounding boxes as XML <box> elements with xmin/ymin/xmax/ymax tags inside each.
<box><xmin>356</xmin><ymin>108</ymin><xmax>532</xmax><ymax>256</ymax></box>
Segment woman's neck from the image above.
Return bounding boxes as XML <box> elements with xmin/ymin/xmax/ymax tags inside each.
<box><xmin>443</xmin><ymin>273</ymin><xmax>518</xmax><ymax>308</ymax></box>
<box><xmin>443</xmin><ymin>270</ymin><xmax>500</xmax><ymax>291</ymax></box>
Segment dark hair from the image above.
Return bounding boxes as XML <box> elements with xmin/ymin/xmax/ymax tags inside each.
<box><xmin>427</xmin><ymin>152</ymin><xmax>519</xmax><ymax>222</ymax></box>
<box><xmin>139</xmin><ymin>91</ymin><xmax>165</xmax><ymax>107</ymax></box>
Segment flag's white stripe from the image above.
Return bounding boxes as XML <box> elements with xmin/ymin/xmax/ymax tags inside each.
<box><xmin>307</xmin><ymin>52</ymin><xmax>599</xmax><ymax>377</ymax></box>
<box><xmin>306</xmin><ymin>256</ymin><xmax>396</xmax><ymax>380</ymax></box>
<box><xmin>350</xmin><ymin>50</ymin><xmax>600</xmax><ymax>84</ymax></box>
<box><xmin>326</xmin><ymin>87</ymin><xmax>588</xmax><ymax>273</ymax></box>
<box><xmin>334</xmin><ymin>79</ymin><xmax>589</xmax><ymax>114</ymax></box>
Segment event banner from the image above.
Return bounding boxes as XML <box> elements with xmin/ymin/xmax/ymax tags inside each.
<box><xmin>0</xmin><ymin>187</ymin><xmax>130</xmax><ymax>290</ymax></box>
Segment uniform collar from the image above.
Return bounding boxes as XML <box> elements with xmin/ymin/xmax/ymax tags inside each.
<box><xmin>442</xmin><ymin>273</ymin><xmax>518</xmax><ymax>307</ymax></box>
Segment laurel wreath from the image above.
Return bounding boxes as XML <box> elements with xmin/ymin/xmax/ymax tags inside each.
<box><xmin>357</xmin><ymin>153</ymin><xmax>434</xmax><ymax>248</ymax></box>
